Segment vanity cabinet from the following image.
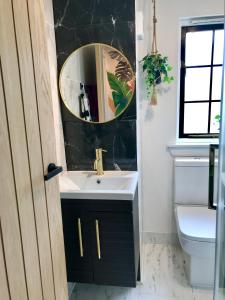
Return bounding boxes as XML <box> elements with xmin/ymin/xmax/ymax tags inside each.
<box><xmin>61</xmin><ymin>189</ymin><xmax>139</xmax><ymax>287</ymax></box>
<box><xmin>61</xmin><ymin>208</ymin><xmax>93</xmax><ymax>283</ymax></box>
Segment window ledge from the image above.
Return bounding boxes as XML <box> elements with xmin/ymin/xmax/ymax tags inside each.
<box><xmin>167</xmin><ymin>139</ymin><xmax>219</xmax><ymax>157</ymax></box>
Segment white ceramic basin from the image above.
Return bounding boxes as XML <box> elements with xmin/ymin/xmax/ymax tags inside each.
<box><xmin>59</xmin><ymin>171</ymin><xmax>138</xmax><ymax>200</ymax></box>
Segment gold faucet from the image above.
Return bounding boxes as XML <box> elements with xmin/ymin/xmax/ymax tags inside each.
<box><xmin>94</xmin><ymin>148</ymin><xmax>107</xmax><ymax>175</ymax></box>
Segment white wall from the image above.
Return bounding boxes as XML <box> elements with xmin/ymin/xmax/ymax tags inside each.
<box><xmin>136</xmin><ymin>0</ymin><xmax>224</xmax><ymax>235</ymax></box>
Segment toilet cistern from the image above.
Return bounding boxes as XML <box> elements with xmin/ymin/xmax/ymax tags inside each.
<box><xmin>94</xmin><ymin>148</ymin><xmax>107</xmax><ymax>175</ymax></box>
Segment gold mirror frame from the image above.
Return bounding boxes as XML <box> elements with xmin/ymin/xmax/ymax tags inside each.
<box><xmin>59</xmin><ymin>43</ymin><xmax>135</xmax><ymax>124</ymax></box>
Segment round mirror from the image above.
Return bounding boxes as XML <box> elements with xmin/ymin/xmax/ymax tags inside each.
<box><xmin>59</xmin><ymin>43</ymin><xmax>135</xmax><ymax>123</ymax></box>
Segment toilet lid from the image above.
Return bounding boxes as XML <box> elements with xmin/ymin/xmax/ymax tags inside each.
<box><xmin>176</xmin><ymin>206</ymin><xmax>216</xmax><ymax>243</ymax></box>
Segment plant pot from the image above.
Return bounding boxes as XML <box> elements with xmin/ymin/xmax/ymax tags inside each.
<box><xmin>155</xmin><ymin>71</ymin><xmax>161</xmax><ymax>85</ymax></box>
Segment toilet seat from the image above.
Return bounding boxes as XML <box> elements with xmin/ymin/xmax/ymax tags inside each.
<box><xmin>176</xmin><ymin>206</ymin><xmax>216</xmax><ymax>242</ymax></box>
<box><xmin>175</xmin><ymin>206</ymin><xmax>216</xmax><ymax>258</ymax></box>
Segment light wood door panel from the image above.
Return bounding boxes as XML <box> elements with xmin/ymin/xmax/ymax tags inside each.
<box><xmin>0</xmin><ymin>221</ymin><xmax>10</xmax><ymax>300</ymax></box>
<box><xmin>12</xmin><ymin>0</ymin><xmax>56</xmax><ymax>298</ymax></box>
<box><xmin>0</xmin><ymin>0</ymin><xmax>43</xmax><ymax>299</ymax></box>
<box><xmin>0</xmin><ymin>0</ymin><xmax>68</xmax><ymax>299</ymax></box>
<box><xmin>27</xmin><ymin>0</ymin><xmax>68</xmax><ymax>298</ymax></box>
<box><xmin>0</xmin><ymin>60</ymin><xmax>28</xmax><ymax>300</ymax></box>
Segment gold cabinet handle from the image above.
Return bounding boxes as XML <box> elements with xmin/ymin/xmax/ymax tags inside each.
<box><xmin>95</xmin><ymin>220</ymin><xmax>101</xmax><ymax>259</ymax></box>
<box><xmin>77</xmin><ymin>218</ymin><xmax>84</xmax><ymax>258</ymax></box>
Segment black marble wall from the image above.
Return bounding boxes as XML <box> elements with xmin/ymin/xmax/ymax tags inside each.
<box><xmin>53</xmin><ymin>0</ymin><xmax>137</xmax><ymax>170</ymax></box>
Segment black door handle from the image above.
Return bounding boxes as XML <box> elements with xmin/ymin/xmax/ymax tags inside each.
<box><xmin>44</xmin><ymin>163</ymin><xmax>63</xmax><ymax>181</ymax></box>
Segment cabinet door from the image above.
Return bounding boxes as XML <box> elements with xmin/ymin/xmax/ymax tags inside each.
<box><xmin>61</xmin><ymin>204</ymin><xmax>93</xmax><ymax>283</ymax></box>
<box><xmin>91</xmin><ymin>212</ymin><xmax>136</xmax><ymax>287</ymax></box>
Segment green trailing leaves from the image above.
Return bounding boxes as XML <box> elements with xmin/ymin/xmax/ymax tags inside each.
<box><xmin>141</xmin><ymin>53</ymin><xmax>174</xmax><ymax>94</ymax></box>
<box><xmin>107</xmin><ymin>72</ymin><xmax>132</xmax><ymax>116</ymax></box>
<box><xmin>215</xmin><ymin>114</ymin><xmax>221</xmax><ymax>123</ymax></box>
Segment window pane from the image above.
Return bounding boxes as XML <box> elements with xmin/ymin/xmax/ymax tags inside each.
<box><xmin>184</xmin><ymin>103</ymin><xmax>209</xmax><ymax>134</ymax></box>
<box><xmin>212</xmin><ymin>66</ymin><xmax>223</xmax><ymax>100</ymax></box>
<box><xmin>210</xmin><ymin>102</ymin><xmax>221</xmax><ymax>133</ymax></box>
<box><xmin>186</xmin><ymin>31</ymin><xmax>213</xmax><ymax>66</ymax></box>
<box><xmin>214</xmin><ymin>30</ymin><xmax>224</xmax><ymax>64</ymax></box>
<box><xmin>185</xmin><ymin>67</ymin><xmax>210</xmax><ymax>101</ymax></box>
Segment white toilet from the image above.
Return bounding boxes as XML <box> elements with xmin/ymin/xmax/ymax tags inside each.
<box><xmin>174</xmin><ymin>157</ymin><xmax>216</xmax><ymax>288</ymax></box>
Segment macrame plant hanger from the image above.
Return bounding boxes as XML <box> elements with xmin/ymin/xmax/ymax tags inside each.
<box><xmin>151</xmin><ymin>0</ymin><xmax>158</xmax><ymax>105</ymax></box>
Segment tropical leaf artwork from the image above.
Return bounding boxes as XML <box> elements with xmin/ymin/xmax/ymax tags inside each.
<box><xmin>108</xmin><ymin>50</ymin><xmax>133</xmax><ymax>82</ymax></box>
<box><xmin>108</xmin><ymin>50</ymin><xmax>124</xmax><ymax>61</ymax></box>
<box><xmin>107</xmin><ymin>72</ymin><xmax>133</xmax><ymax>116</ymax></box>
<box><xmin>115</xmin><ymin>61</ymin><xmax>133</xmax><ymax>82</ymax></box>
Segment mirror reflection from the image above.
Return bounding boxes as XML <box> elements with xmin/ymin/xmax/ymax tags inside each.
<box><xmin>59</xmin><ymin>43</ymin><xmax>135</xmax><ymax>123</ymax></box>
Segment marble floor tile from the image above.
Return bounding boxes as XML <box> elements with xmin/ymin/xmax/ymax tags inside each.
<box><xmin>68</xmin><ymin>282</ymin><xmax>76</xmax><ymax>298</ymax></box>
<box><xmin>70</xmin><ymin>243</ymin><xmax>213</xmax><ymax>300</ymax></box>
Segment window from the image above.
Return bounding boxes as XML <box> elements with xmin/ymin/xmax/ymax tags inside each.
<box><xmin>179</xmin><ymin>24</ymin><xmax>224</xmax><ymax>138</ymax></box>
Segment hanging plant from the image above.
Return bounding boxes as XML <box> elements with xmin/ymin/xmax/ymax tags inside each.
<box><xmin>141</xmin><ymin>0</ymin><xmax>174</xmax><ymax>105</ymax></box>
<box><xmin>141</xmin><ymin>54</ymin><xmax>174</xmax><ymax>103</ymax></box>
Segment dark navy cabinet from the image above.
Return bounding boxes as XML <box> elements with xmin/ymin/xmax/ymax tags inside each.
<box><xmin>61</xmin><ymin>189</ymin><xmax>140</xmax><ymax>287</ymax></box>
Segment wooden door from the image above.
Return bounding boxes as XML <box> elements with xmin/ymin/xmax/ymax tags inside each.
<box><xmin>0</xmin><ymin>0</ymin><xmax>68</xmax><ymax>299</ymax></box>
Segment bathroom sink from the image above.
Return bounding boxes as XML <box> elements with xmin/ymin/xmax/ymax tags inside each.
<box><xmin>59</xmin><ymin>171</ymin><xmax>138</xmax><ymax>200</ymax></box>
